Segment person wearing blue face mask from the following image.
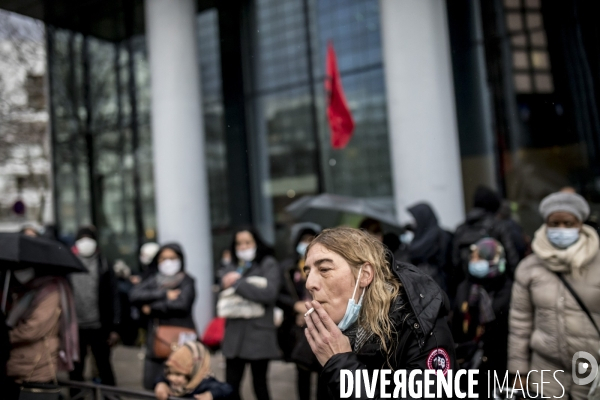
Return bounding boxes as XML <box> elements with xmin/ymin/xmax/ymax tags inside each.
<box><xmin>451</xmin><ymin>238</ymin><xmax>513</xmax><ymax>397</ymax></box>
<box><xmin>509</xmin><ymin>191</ymin><xmax>600</xmax><ymax>400</ymax></box>
<box><xmin>302</xmin><ymin>227</ymin><xmax>457</xmax><ymax>400</ymax></box>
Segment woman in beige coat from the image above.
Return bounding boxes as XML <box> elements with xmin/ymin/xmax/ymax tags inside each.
<box><xmin>4</xmin><ymin>267</ymin><xmax>78</xmax><ymax>395</ymax></box>
<box><xmin>509</xmin><ymin>192</ymin><xmax>600</xmax><ymax>400</ymax></box>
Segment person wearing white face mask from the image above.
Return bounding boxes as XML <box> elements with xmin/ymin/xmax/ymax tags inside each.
<box><xmin>509</xmin><ymin>192</ymin><xmax>600</xmax><ymax>400</ymax></box>
<box><xmin>218</xmin><ymin>227</ymin><xmax>280</xmax><ymax>400</ymax></box>
<box><xmin>69</xmin><ymin>225</ymin><xmax>120</xmax><ymax>390</ymax></box>
<box><xmin>129</xmin><ymin>243</ymin><xmax>196</xmax><ymax>390</ymax></box>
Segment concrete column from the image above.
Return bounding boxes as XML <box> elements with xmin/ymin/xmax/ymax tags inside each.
<box><xmin>380</xmin><ymin>0</ymin><xmax>465</xmax><ymax>228</ymax></box>
<box><xmin>145</xmin><ymin>0</ymin><xmax>212</xmax><ymax>331</ymax></box>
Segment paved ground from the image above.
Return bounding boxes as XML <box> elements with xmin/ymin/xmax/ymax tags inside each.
<box><xmin>58</xmin><ymin>345</ymin><xmax>316</xmax><ymax>400</ymax></box>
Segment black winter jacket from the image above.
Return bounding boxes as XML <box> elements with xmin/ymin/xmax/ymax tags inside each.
<box><xmin>129</xmin><ymin>243</ymin><xmax>196</xmax><ymax>359</ymax></box>
<box><xmin>452</xmin><ymin>208</ymin><xmax>521</xmax><ymax>284</ymax></box>
<box><xmin>321</xmin><ymin>259</ymin><xmax>457</xmax><ymax>400</ymax></box>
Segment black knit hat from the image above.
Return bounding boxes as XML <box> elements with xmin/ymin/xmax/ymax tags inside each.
<box><xmin>76</xmin><ymin>225</ymin><xmax>97</xmax><ymax>241</ymax></box>
<box><xmin>473</xmin><ymin>186</ymin><xmax>501</xmax><ymax>213</ymax></box>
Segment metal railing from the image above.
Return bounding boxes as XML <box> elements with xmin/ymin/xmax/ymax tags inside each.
<box><xmin>57</xmin><ymin>380</ymin><xmax>180</xmax><ymax>400</ymax></box>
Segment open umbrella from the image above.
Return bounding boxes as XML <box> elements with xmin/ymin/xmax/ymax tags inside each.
<box><xmin>0</xmin><ymin>232</ymin><xmax>87</xmax><ymax>312</ymax></box>
<box><xmin>0</xmin><ymin>232</ymin><xmax>87</xmax><ymax>274</ymax></box>
<box><xmin>285</xmin><ymin>194</ymin><xmax>400</xmax><ymax>228</ymax></box>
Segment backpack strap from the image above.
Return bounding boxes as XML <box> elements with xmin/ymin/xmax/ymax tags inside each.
<box><xmin>555</xmin><ymin>272</ymin><xmax>600</xmax><ymax>337</ymax></box>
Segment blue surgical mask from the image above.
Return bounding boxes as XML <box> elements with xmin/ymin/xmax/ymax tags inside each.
<box><xmin>468</xmin><ymin>260</ymin><xmax>490</xmax><ymax>278</ymax></box>
<box><xmin>338</xmin><ymin>267</ymin><xmax>365</xmax><ymax>331</ymax></box>
<box><xmin>296</xmin><ymin>242</ymin><xmax>309</xmax><ymax>257</ymax></box>
<box><xmin>547</xmin><ymin>227</ymin><xmax>580</xmax><ymax>249</ymax></box>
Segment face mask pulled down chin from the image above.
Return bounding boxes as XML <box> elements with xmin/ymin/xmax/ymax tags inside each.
<box><xmin>158</xmin><ymin>259</ymin><xmax>181</xmax><ymax>276</ymax></box>
<box><xmin>236</xmin><ymin>247</ymin><xmax>256</xmax><ymax>262</ymax></box>
<box><xmin>338</xmin><ymin>267</ymin><xmax>366</xmax><ymax>331</ymax></box>
<box><xmin>76</xmin><ymin>237</ymin><xmax>97</xmax><ymax>257</ymax></box>
<box><xmin>547</xmin><ymin>227</ymin><xmax>580</xmax><ymax>249</ymax></box>
<box><xmin>14</xmin><ymin>267</ymin><xmax>35</xmax><ymax>284</ymax></box>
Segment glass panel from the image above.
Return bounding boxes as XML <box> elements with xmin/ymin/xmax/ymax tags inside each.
<box><xmin>530</xmin><ymin>31</ymin><xmax>547</xmax><ymax>46</ymax></box>
<box><xmin>514</xmin><ymin>73</ymin><xmax>533</xmax><ymax>92</ymax></box>
<box><xmin>504</xmin><ymin>0</ymin><xmax>521</xmax><ymax>9</ymax></box>
<box><xmin>197</xmin><ymin>9</ymin><xmax>229</xmax><ymax>229</ymax></box>
<box><xmin>526</xmin><ymin>12</ymin><xmax>543</xmax><ymax>30</ymax></box>
<box><xmin>49</xmin><ymin>30</ymin><xmax>91</xmax><ymax>242</ymax></box>
<box><xmin>534</xmin><ymin>73</ymin><xmax>554</xmax><ymax>92</ymax></box>
<box><xmin>525</xmin><ymin>0</ymin><xmax>541</xmax><ymax>9</ymax></box>
<box><xmin>253</xmin><ymin>0</ymin><xmax>309</xmax><ymax>92</ymax></box>
<box><xmin>513</xmin><ymin>50</ymin><xmax>530</xmax><ymax>69</ymax></box>
<box><xmin>506</xmin><ymin>13</ymin><xmax>523</xmax><ymax>32</ymax></box>
<box><xmin>312</xmin><ymin>0</ymin><xmax>383</xmax><ymax>76</ymax></box>
<box><xmin>511</xmin><ymin>34</ymin><xmax>527</xmax><ymax>47</ymax></box>
<box><xmin>531</xmin><ymin>50</ymin><xmax>550</xmax><ymax>70</ymax></box>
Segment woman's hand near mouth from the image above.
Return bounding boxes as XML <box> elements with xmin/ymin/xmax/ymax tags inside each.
<box><xmin>304</xmin><ymin>300</ymin><xmax>352</xmax><ymax>366</ymax></box>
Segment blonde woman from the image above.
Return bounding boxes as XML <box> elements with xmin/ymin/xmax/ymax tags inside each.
<box><xmin>302</xmin><ymin>227</ymin><xmax>456</xmax><ymax>399</ymax></box>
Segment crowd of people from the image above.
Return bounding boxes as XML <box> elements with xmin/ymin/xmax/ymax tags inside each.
<box><xmin>1</xmin><ymin>185</ymin><xmax>599</xmax><ymax>400</ymax></box>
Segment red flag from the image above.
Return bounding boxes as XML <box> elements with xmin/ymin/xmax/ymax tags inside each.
<box><xmin>325</xmin><ymin>41</ymin><xmax>355</xmax><ymax>149</ymax></box>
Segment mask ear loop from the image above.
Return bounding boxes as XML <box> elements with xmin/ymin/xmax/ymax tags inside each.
<box><xmin>352</xmin><ymin>266</ymin><xmax>366</xmax><ymax>304</ymax></box>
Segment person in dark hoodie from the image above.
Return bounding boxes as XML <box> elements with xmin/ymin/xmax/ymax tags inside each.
<box><xmin>451</xmin><ymin>186</ymin><xmax>522</xmax><ymax>297</ymax></box>
<box><xmin>129</xmin><ymin>243</ymin><xmax>196</xmax><ymax>390</ymax></box>
<box><xmin>302</xmin><ymin>227</ymin><xmax>456</xmax><ymax>400</ymax></box>
<box><xmin>277</xmin><ymin>223</ymin><xmax>328</xmax><ymax>400</ymax></box>
<box><xmin>406</xmin><ymin>203</ymin><xmax>453</xmax><ymax>292</ymax></box>
<box><xmin>70</xmin><ymin>225</ymin><xmax>120</xmax><ymax>387</ymax></box>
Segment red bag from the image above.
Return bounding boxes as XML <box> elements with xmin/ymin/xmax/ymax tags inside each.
<box><xmin>202</xmin><ymin>317</ymin><xmax>225</xmax><ymax>348</ymax></box>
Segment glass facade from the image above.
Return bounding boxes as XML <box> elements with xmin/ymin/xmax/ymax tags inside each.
<box><xmin>43</xmin><ymin>0</ymin><xmax>600</xmax><ymax>264</ymax></box>
<box><xmin>452</xmin><ymin>0</ymin><xmax>600</xmax><ymax>235</ymax></box>
<box><xmin>48</xmin><ymin>27</ymin><xmax>153</xmax><ymax>268</ymax></box>
<box><xmin>245</xmin><ymin>0</ymin><xmax>393</xmax><ymax>248</ymax></box>
<box><xmin>48</xmin><ymin>8</ymin><xmax>232</xmax><ymax>267</ymax></box>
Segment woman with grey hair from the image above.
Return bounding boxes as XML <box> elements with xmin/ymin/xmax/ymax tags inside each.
<box><xmin>509</xmin><ymin>191</ymin><xmax>600</xmax><ymax>400</ymax></box>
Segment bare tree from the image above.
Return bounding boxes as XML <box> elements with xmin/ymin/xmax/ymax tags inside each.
<box><xmin>0</xmin><ymin>10</ymin><xmax>49</xmax><ymax>224</ymax></box>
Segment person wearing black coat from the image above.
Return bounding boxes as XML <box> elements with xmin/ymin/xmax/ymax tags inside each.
<box><xmin>69</xmin><ymin>225</ymin><xmax>120</xmax><ymax>387</ymax></box>
<box><xmin>406</xmin><ymin>202</ymin><xmax>453</xmax><ymax>292</ymax></box>
<box><xmin>129</xmin><ymin>243</ymin><xmax>196</xmax><ymax>390</ymax></box>
<box><xmin>277</xmin><ymin>224</ymin><xmax>329</xmax><ymax>400</ymax></box>
<box><xmin>451</xmin><ymin>186</ymin><xmax>523</xmax><ymax>296</ymax></box>
<box><xmin>302</xmin><ymin>227</ymin><xmax>457</xmax><ymax>400</ymax></box>
<box><xmin>451</xmin><ymin>238</ymin><xmax>512</xmax><ymax>398</ymax></box>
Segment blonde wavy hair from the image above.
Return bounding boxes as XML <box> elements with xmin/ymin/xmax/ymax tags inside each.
<box><xmin>305</xmin><ymin>227</ymin><xmax>401</xmax><ymax>352</ymax></box>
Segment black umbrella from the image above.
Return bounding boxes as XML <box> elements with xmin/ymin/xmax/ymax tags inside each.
<box><xmin>0</xmin><ymin>232</ymin><xmax>87</xmax><ymax>312</ymax></box>
<box><xmin>0</xmin><ymin>232</ymin><xmax>87</xmax><ymax>274</ymax></box>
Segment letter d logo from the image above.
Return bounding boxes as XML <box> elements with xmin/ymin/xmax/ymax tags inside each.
<box><xmin>572</xmin><ymin>351</ymin><xmax>598</xmax><ymax>385</ymax></box>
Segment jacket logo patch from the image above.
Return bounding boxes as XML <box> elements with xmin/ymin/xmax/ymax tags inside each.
<box><xmin>427</xmin><ymin>348</ymin><xmax>450</xmax><ymax>376</ymax></box>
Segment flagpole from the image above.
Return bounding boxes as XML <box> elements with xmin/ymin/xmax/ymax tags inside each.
<box><xmin>302</xmin><ymin>0</ymin><xmax>325</xmax><ymax>194</ymax></box>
